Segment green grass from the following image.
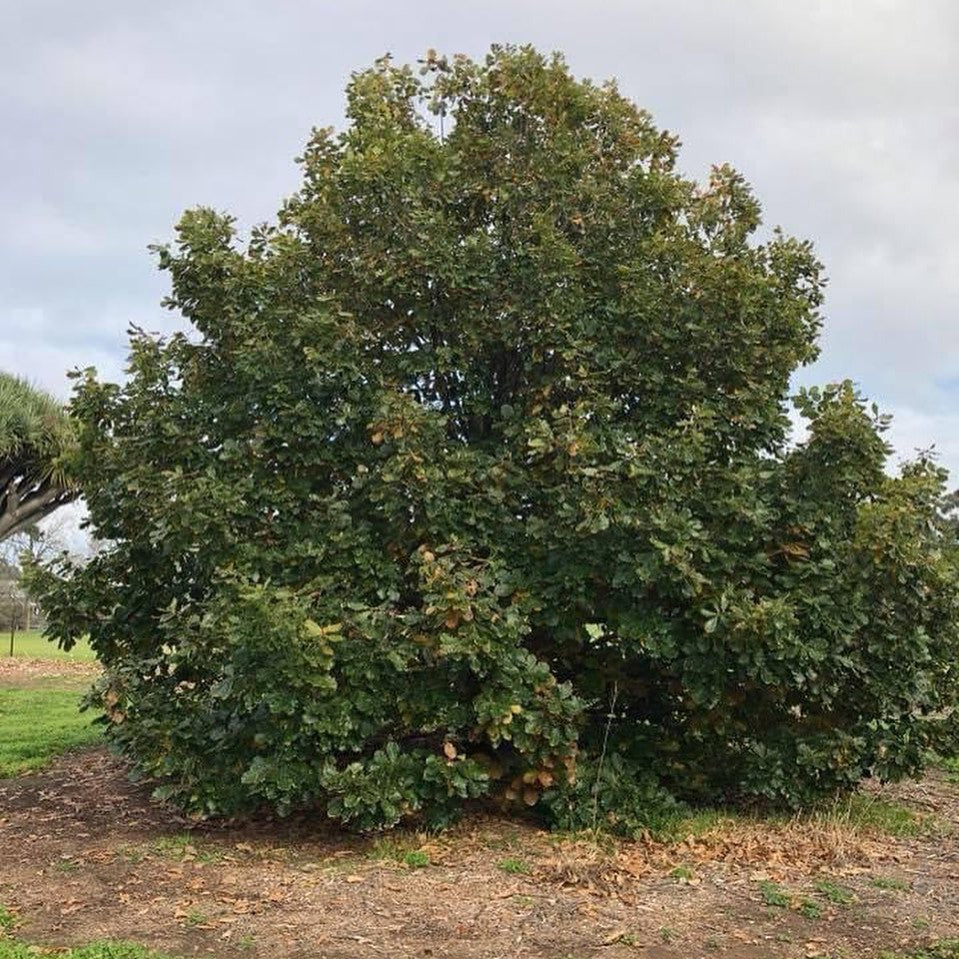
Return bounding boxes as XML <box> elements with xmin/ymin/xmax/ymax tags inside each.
<box><xmin>0</xmin><ymin>941</ymin><xmax>179</xmax><ymax>959</ymax></box>
<box><xmin>648</xmin><ymin>808</ymin><xmax>741</xmax><ymax>842</ymax></box>
<box><xmin>497</xmin><ymin>857</ymin><xmax>531</xmax><ymax>875</ymax></box>
<box><xmin>797</xmin><ymin>897</ymin><xmax>822</xmax><ymax>919</ymax></box>
<box><xmin>547</xmin><ymin>786</ymin><xmax>936</xmax><ymax>855</ymax></box>
<box><xmin>759</xmin><ymin>881</ymin><xmax>790</xmax><ymax>908</ymax></box>
<box><xmin>813</xmin><ymin>793</ymin><xmax>941</xmax><ymax>838</ymax></box>
<box><xmin>870</xmin><ymin>875</ymin><xmax>910</xmax><ymax>892</ymax></box>
<box><xmin>148</xmin><ymin>834</ymin><xmax>223</xmax><ymax>864</ymax></box>
<box><xmin>0</xmin><ymin>687</ymin><xmax>100</xmax><ymax>776</ymax></box>
<box><xmin>0</xmin><ymin>904</ymin><xmax>176</xmax><ymax>956</ymax></box>
<box><xmin>596</xmin><ymin>788</ymin><xmax>941</xmax><ymax>847</ymax></box>
<box><xmin>2</xmin><ymin>630</ymin><xmax>95</xmax><ymax>662</ymax></box>
<box><xmin>879</xmin><ymin>941</ymin><xmax>959</xmax><ymax>959</ymax></box>
<box><xmin>813</xmin><ymin>878</ymin><xmax>855</xmax><ymax>905</ymax></box>
<box><xmin>363</xmin><ymin>836</ymin><xmax>431</xmax><ymax>870</ymax></box>
<box><xmin>937</xmin><ymin>755</ymin><xmax>959</xmax><ymax>784</ymax></box>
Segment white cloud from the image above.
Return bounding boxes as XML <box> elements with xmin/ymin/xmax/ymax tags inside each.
<box><xmin>884</xmin><ymin>406</ymin><xmax>959</xmax><ymax>478</ymax></box>
<box><xmin>0</xmin><ymin>308</ymin><xmax>126</xmax><ymax>398</ymax></box>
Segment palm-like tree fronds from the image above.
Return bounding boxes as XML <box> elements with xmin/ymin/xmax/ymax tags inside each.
<box><xmin>0</xmin><ymin>372</ymin><xmax>78</xmax><ymax>541</ymax></box>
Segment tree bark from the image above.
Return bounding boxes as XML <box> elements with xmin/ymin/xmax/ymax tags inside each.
<box><xmin>0</xmin><ymin>479</ymin><xmax>76</xmax><ymax>542</ymax></box>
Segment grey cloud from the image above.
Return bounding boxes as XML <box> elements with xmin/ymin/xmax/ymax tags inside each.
<box><xmin>2</xmin><ymin>0</ymin><xmax>957</xmax><ymax>476</ymax></box>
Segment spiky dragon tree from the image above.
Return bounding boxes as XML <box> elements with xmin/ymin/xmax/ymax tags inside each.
<box><xmin>0</xmin><ymin>373</ymin><xmax>76</xmax><ymax>541</ymax></box>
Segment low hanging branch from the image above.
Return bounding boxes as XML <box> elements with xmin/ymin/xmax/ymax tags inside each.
<box><xmin>0</xmin><ymin>373</ymin><xmax>77</xmax><ymax>542</ymax></box>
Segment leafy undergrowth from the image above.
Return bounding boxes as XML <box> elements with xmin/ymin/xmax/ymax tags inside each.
<box><xmin>0</xmin><ymin>687</ymin><xmax>100</xmax><ymax>776</ymax></box>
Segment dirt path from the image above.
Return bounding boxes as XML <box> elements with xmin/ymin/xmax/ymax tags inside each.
<box><xmin>0</xmin><ymin>656</ymin><xmax>99</xmax><ymax>689</ymax></box>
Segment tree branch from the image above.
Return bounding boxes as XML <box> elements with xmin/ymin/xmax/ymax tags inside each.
<box><xmin>0</xmin><ymin>480</ymin><xmax>77</xmax><ymax>542</ymax></box>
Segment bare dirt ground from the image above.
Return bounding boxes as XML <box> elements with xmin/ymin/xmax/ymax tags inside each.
<box><xmin>2</xmin><ymin>659</ymin><xmax>958</xmax><ymax>958</ymax></box>
<box><xmin>0</xmin><ymin>656</ymin><xmax>98</xmax><ymax>689</ymax></box>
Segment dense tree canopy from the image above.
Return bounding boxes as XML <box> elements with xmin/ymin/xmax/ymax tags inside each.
<box><xmin>0</xmin><ymin>373</ymin><xmax>76</xmax><ymax>542</ymax></box>
<box><xmin>33</xmin><ymin>47</ymin><xmax>959</xmax><ymax>830</ymax></box>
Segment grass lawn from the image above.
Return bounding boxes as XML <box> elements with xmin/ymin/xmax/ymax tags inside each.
<box><xmin>0</xmin><ymin>628</ymin><xmax>101</xmax><ymax>777</ymax></box>
<box><xmin>0</xmin><ymin>686</ymin><xmax>101</xmax><ymax>776</ymax></box>
<box><xmin>2</xmin><ymin>629</ymin><xmax>95</xmax><ymax>662</ymax></box>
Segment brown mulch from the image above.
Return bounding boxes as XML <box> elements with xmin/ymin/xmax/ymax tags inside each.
<box><xmin>2</xmin><ymin>652</ymin><xmax>958</xmax><ymax>958</ymax></box>
<box><xmin>0</xmin><ymin>657</ymin><xmax>99</xmax><ymax>688</ymax></box>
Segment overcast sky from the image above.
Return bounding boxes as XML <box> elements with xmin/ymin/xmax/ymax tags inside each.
<box><xmin>2</xmin><ymin>0</ymin><xmax>958</xmax><ymax>479</ymax></box>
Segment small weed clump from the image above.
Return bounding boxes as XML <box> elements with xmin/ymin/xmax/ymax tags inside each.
<box><xmin>759</xmin><ymin>881</ymin><xmax>790</xmax><ymax>908</ymax></box>
<box><xmin>497</xmin><ymin>857</ymin><xmax>530</xmax><ymax>875</ymax></box>
<box><xmin>871</xmin><ymin>875</ymin><xmax>910</xmax><ymax>892</ymax></box>
<box><xmin>150</xmin><ymin>834</ymin><xmax>222</xmax><ymax>864</ymax></box>
<box><xmin>365</xmin><ymin>835</ymin><xmax>431</xmax><ymax>869</ymax></box>
<box><xmin>797</xmin><ymin>898</ymin><xmax>822</xmax><ymax>920</ymax></box>
<box><xmin>879</xmin><ymin>940</ymin><xmax>959</xmax><ymax>959</ymax></box>
<box><xmin>813</xmin><ymin>879</ymin><xmax>855</xmax><ymax>905</ymax></box>
<box><xmin>182</xmin><ymin>908</ymin><xmax>208</xmax><ymax>928</ymax></box>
